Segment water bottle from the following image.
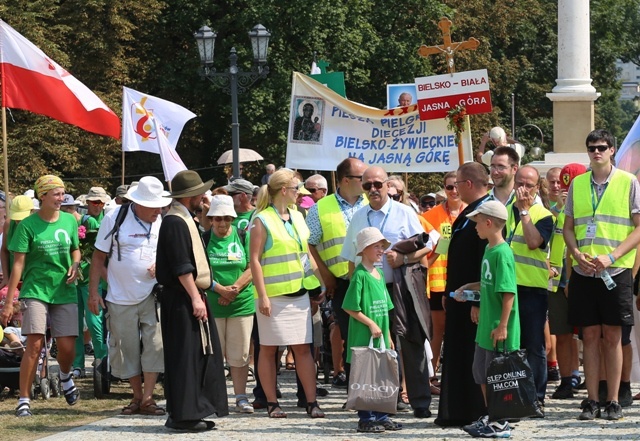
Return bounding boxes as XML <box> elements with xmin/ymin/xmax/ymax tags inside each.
<box><xmin>449</xmin><ymin>290</ymin><xmax>481</xmax><ymax>301</ymax></box>
<box><xmin>599</xmin><ymin>271</ymin><xmax>617</xmax><ymax>290</ymax></box>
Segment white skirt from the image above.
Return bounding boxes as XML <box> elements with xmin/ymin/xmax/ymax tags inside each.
<box><xmin>256</xmin><ymin>293</ymin><xmax>312</xmax><ymax>346</ymax></box>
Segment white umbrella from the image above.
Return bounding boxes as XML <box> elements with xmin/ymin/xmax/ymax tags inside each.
<box><xmin>217</xmin><ymin>148</ymin><xmax>264</xmax><ymax>165</ymax></box>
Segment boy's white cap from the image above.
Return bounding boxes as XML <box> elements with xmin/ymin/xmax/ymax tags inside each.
<box><xmin>356</xmin><ymin>227</ymin><xmax>390</xmax><ymax>256</ymax></box>
<box><xmin>466</xmin><ymin>200</ymin><xmax>508</xmax><ymax>221</ymax></box>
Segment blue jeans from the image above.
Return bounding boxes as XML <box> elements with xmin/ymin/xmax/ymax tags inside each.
<box><xmin>358</xmin><ymin>410</ymin><xmax>390</xmax><ymax>422</ymax></box>
<box><xmin>517</xmin><ymin>286</ymin><xmax>548</xmax><ymax>402</ymax></box>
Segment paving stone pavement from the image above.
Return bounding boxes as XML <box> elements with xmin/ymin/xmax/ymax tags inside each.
<box><xmin>37</xmin><ymin>365</ymin><xmax>640</xmax><ymax>441</ymax></box>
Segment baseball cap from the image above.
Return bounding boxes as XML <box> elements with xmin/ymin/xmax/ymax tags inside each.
<box><xmin>223</xmin><ymin>179</ymin><xmax>254</xmax><ymax>195</ymax></box>
<box><xmin>466</xmin><ymin>200</ymin><xmax>508</xmax><ymax>221</ymax></box>
<box><xmin>61</xmin><ymin>194</ymin><xmax>80</xmax><ymax>206</ymax></box>
<box><xmin>356</xmin><ymin>227</ymin><xmax>391</xmax><ymax>256</ymax></box>
<box><xmin>560</xmin><ymin>163</ymin><xmax>588</xmax><ymax>190</ymax></box>
<box><xmin>9</xmin><ymin>195</ymin><xmax>34</xmax><ymax>221</ymax></box>
<box><xmin>116</xmin><ymin>184</ymin><xmax>130</xmax><ymax>198</ymax></box>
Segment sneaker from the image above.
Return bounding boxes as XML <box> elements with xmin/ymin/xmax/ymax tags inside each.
<box><xmin>397</xmin><ymin>400</ymin><xmax>411</xmax><ymax>412</ymax></box>
<box><xmin>84</xmin><ymin>343</ymin><xmax>94</xmax><ymax>356</ymax></box>
<box><xmin>603</xmin><ymin>400</ymin><xmax>622</xmax><ymax>421</ymax></box>
<box><xmin>465</xmin><ymin>420</ymin><xmax>511</xmax><ymax>438</ymax></box>
<box><xmin>357</xmin><ymin>421</ymin><xmax>385</xmax><ymax>433</ymax></box>
<box><xmin>463</xmin><ymin>415</ymin><xmax>489</xmax><ymax>434</ymax></box>
<box><xmin>547</xmin><ymin>365</ymin><xmax>560</xmax><ymax>382</ymax></box>
<box><xmin>332</xmin><ymin>371</ymin><xmax>348</xmax><ymax>389</ymax></box>
<box><xmin>72</xmin><ymin>368</ymin><xmax>85</xmax><ymax>379</ymax></box>
<box><xmin>413</xmin><ymin>407</ymin><xmax>432</xmax><ymax>418</ymax></box>
<box><xmin>380</xmin><ymin>419</ymin><xmax>403</xmax><ymax>431</ymax></box>
<box><xmin>619</xmin><ymin>383</ymin><xmax>633</xmax><ymax>408</ymax></box>
<box><xmin>235</xmin><ymin>396</ymin><xmax>254</xmax><ymax>414</ymax></box>
<box><xmin>578</xmin><ymin>399</ymin><xmax>601</xmax><ymax>420</ymax></box>
<box><xmin>552</xmin><ymin>382</ymin><xmax>574</xmax><ymax>399</ymax></box>
<box><xmin>573</xmin><ymin>378</ymin><xmax>587</xmax><ymax>392</ymax></box>
<box><xmin>15</xmin><ymin>402</ymin><xmax>32</xmax><ymax>417</ymax></box>
<box><xmin>531</xmin><ymin>401</ymin><xmax>545</xmax><ymax>418</ymax></box>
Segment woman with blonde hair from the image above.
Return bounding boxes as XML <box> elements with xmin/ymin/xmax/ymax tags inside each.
<box><xmin>249</xmin><ymin>168</ymin><xmax>325</xmax><ymax>419</ymax></box>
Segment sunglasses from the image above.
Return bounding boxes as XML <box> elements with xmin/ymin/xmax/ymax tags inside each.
<box><xmin>390</xmin><ymin>193</ymin><xmax>402</xmax><ymax>201</ymax></box>
<box><xmin>88</xmin><ymin>200</ymin><xmax>105</xmax><ymax>205</ymax></box>
<box><xmin>213</xmin><ymin>216</ymin><xmax>233</xmax><ymax>222</ymax></box>
<box><xmin>362</xmin><ymin>181</ymin><xmax>386</xmax><ymax>191</ymax></box>
<box><xmin>444</xmin><ymin>184</ymin><xmax>456</xmax><ymax>191</ymax></box>
<box><xmin>421</xmin><ymin>201</ymin><xmax>436</xmax><ymax>208</ymax></box>
<box><xmin>587</xmin><ymin>144</ymin><xmax>610</xmax><ymax>153</ymax></box>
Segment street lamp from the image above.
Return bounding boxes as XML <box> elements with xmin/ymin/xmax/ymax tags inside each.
<box><xmin>194</xmin><ymin>24</ymin><xmax>271</xmax><ymax>179</ymax></box>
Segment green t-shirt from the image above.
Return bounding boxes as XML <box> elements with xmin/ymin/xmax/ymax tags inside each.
<box><xmin>476</xmin><ymin>241</ymin><xmax>520</xmax><ymax>351</ymax></box>
<box><xmin>79</xmin><ymin>211</ymin><xmax>104</xmax><ymax>286</ymax></box>
<box><xmin>206</xmin><ymin>226</ymin><xmax>255</xmax><ymax>318</ymax></box>
<box><xmin>233</xmin><ymin>209</ymin><xmax>254</xmax><ymax>231</ymax></box>
<box><xmin>342</xmin><ymin>263</ymin><xmax>394</xmax><ymax>363</ymax></box>
<box><xmin>9</xmin><ymin>211</ymin><xmax>80</xmax><ymax>305</ymax></box>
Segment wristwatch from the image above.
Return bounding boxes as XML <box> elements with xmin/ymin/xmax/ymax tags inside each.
<box><xmin>520</xmin><ymin>209</ymin><xmax>529</xmax><ymax>217</ymax></box>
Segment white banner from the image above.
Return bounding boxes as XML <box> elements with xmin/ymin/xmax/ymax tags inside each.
<box><xmin>286</xmin><ymin>72</ymin><xmax>472</xmax><ymax>172</ymax></box>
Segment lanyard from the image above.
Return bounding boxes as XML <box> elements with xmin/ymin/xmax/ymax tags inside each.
<box><xmin>132</xmin><ymin>209</ymin><xmax>151</xmax><ymax>239</ymax></box>
<box><xmin>367</xmin><ymin>202</ymin><xmax>392</xmax><ymax>233</ymax></box>
<box><xmin>272</xmin><ymin>205</ymin><xmax>302</xmax><ymax>250</ymax></box>
<box><xmin>452</xmin><ymin>197</ymin><xmax>489</xmax><ymax>236</ymax></box>
<box><xmin>590</xmin><ymin>181</ymin><xmax>609</xmax><ymax>221</ymax></box>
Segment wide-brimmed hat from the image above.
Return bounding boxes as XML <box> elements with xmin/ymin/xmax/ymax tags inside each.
<box><xmin>466</xmin><ymin>200</ymin><xmax>508</xmax><ymax>221</ymax></box>
<box><xmin>115</xmin><ymin>184</ymin><xmax>130</xmax><ymax>198</ymax></box>
<box><xmin>61</xmin><ymin>194</ymin><xmax>80</xmax><ymax>206</ymax></box>
<box><xmin>169</xmin><ymin>170</ymin><xmax>214</xmax><ymax>198</ymax></box>
<box><xmin>206</xmin><ymin>195</ymin><xmax>237</xmax><ymax>218</ymax></box>
<box><xmin>223</xmin><ymin>179</ymin><xmax>254</xmax><ymax>195</ymax></box>
<box><xmin>356</xmin><ymin>227</ymin><xmax>391</xmax><ymax>256</ymax></box>
<box><xmin>85</xmin><ymin>187</ymin><xmax>110</xmax><ymax>203</ymax></box>
<box><xmin>126</xmin><ymin>176</ymin><xmax>172</xmax><ymax>208</ymax></box>
<box><xmin>9</xmin><ymin>195</ymin><xmax>34</xmax><ymax>221</ymax></box>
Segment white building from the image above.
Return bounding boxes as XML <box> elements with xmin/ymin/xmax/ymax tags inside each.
<box><xmin>616</xmin><ymin>59</ymin><xmax>640</xmax><ymax>100</ymax></box>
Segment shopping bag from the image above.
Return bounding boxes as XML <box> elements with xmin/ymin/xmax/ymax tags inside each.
<box><xmin>345</xmin><ymin>337</ymin><xmax>399</xmax><ymax>414</ymax></box>
<box><xmin>486</xmin><ymin>349</ymin><xmax>538</xmax><ymax>420</ymax></box>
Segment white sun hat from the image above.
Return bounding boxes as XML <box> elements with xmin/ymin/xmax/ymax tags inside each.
<box><xmin>207</xmin><ymin>195</ymin><xmax>237</xmax><ymax>218</ymax></box>
<box><xmin>125</xmin><ymin>176</ymin><xmax>172</xmax><ymax>208</ymax></box>
<box><xmin>356</xmin><ymin>227</ymin><xmax>390</xmax><ymax>256</ymax></box>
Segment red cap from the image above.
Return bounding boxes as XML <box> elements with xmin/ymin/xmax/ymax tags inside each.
<box><xmin>559</xmin><ymin>163</ymin><xmax>588</xmax><ymax>190</ymax></box>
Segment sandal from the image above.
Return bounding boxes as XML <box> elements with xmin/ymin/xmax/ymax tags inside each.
<box><xmin>306</xmin><ymin>400</ymin><xmax>325</xmax><ymax>418</ymax></box>
<box><xmin>400</xmin><ymin>391</ymin><xmax>410</xmax><ymax>404</ymax></box>
<box><xmin>285</xmin><ymin>362</ymin><xmax>296</xmax><ymax>370</ymax></box>
<box><xmin>357</xmin><ymin>421</ymin><xmax>385</xmax><ymax>433</ymax></box>
<box><xmin>267</xmin><ymin>401</ymin><xmax>287</xmax><ymax>418</ymax></box>
<box><xmin>121</xmin><ymin>399</ymin><xmax>142</xmax><ymax>415</ymax></box>
<box><xmin>140</xmin><ymin>399</ymin><xmax>166</xmax><ymax>416</ymax></box>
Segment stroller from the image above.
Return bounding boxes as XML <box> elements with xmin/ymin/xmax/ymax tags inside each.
<box><xmin>0</xmin><ymin>337</ymin><xmax>61</xmax><ymax>400</ymax></box>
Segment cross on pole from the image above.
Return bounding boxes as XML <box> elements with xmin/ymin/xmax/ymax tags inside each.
<box><xmin>417</xmin><ymin>17</ymin><xmax>479</xmax><ymax>74</ymax></box>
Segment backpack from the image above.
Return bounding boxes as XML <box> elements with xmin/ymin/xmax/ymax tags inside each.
<box><xmin>104</xmin><ymin>202</ymin><xmax>131</xmax><ymax>261</ymax></box>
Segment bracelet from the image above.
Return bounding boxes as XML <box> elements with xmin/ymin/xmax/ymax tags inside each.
<box><xmin>211</xmin><ymin>280</ymin><xmax>217</xmax><ymax>291</ymax></box>
<box><xmin>608</xmin><ymin>253</ymin><xmax>616</xmax><ymax>264</ymax></box>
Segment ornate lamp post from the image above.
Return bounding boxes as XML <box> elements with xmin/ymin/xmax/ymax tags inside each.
<box><xmin>194</xmin><ymin>24</ymin><xmax>271</xmax><ymax>179</ymax></box>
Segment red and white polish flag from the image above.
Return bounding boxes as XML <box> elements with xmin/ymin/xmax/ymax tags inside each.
<box><xmin>0</xmin><ymin>20</ymin><xmax>120</xmax><ymax>138</ymax></box>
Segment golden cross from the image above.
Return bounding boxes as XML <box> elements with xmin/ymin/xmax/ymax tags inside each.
<box><xmin>417</xmin><ymin>17</ymin><xmax>480</xmax><ymax>74</ymax></box>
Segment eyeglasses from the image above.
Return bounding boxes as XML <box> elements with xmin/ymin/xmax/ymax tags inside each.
<box><xmin>516</xmin><ymin>182</ymin><xmax>537</xmax><ymax>189</ymax></box>
<box><xmin>213</xmin><ymin>216</ymin><xmax>233</xmax><ymax>222</ymax></box>
<box><xmin>444</xmin><ymin>184</ymin><xmax>456</xmax><ymax>191</ymax></box>
<box><xmin>454</xmin><ymin>180</ymin><xmax>470</xmax><ymax>186</ymax></box>
<box><xmin>285</xmin><ymin>186</ymin><xmax>299</xmax><ymax>192</ymax></box>
<box><xmin>345</xmin><ymin>175</ymin><xmax>363</xmax><ymax>180</ymax></box>
<box><xmin>88</xmin><ymin>200</ymin><xmax>105</xmax><ymax>205</ymax></box>
<box><xmin>587</xmin><ymin>144</ymin><xmax>610</xmax><ymax>153</ymax></box>
<box><xmin>421</xmin><ymin>201</ymin><xmax>436</xmax><ymax>208</ymax></box>
<box><xmin>490</xmin><ymin>164</ymin><xmax>511</xmax><ymax>171</ymax></box>
<box><xmin>362</xmin><ymin>181</ymin><xmax>386</xmax><ymax>191</ymax></box>
<box><xmin>390</xmin><ymin>193</ymin><xmax>402</xmax><ymax>201</ymax></box>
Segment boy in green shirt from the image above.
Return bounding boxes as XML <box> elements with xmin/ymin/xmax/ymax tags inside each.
<box><xmin>455</xmin><ymin>200</ymin><xmax>519</xmax><ymax>439</ymax></box>
<box><xmin>343</xmin><ymin>227</ymin><xmax>400</xmax><ymax>434</ymax></box>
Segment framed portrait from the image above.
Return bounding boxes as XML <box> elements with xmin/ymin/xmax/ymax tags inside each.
<box><xmin>387</xmin><ymin>83</ymin><xmax>418</xmax><ymax>109</ymax></box>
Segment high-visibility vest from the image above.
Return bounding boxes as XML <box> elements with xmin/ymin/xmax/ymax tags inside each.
<box><xmin>572</xmin><ymin>169</ymin><xmax>636</xmax><ymax>268</ymax></box>
<box><xmin>315</xmin><ymin>195</ymin><xmax>349</xmax><ymax>278</ymax></box>
<box><xmin>423</xmin><ymin>204</ymin><xmax>456</xmax><ymax>293</ymax></box>
<box><xmin>507</xmin><ymin>203</ymin><xmax>552</xmax><ymax>289</ymax></box>
<box><xmin>255</xmin><ymin>206</ymin><xmax>309</xmax><ymax>297</ymax></box>
<box><xmin>548</xmin><ymin>207</ymin><xmax>565</xmax><ymax>293</ymax></box>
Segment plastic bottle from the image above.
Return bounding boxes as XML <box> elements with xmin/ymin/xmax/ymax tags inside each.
<box><xmin>599</xmin><ymin>271</ymin><xmax>617</xmax><ymax>290</ymax></box>
<box><xmin>449</xmin><ymin>290</ymin><xmax>481</xmax><ymax>301</ymax></box>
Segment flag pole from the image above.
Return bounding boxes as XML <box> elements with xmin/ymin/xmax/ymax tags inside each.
<box><xmin>121</xmin><ymin>150</ymin><xmax>125</xmax><ymax>185</ymax></box>
<box><xmin>2</xmin><ymin>106</ymin><xmax>8</xmax><ymax>196</ymax></box>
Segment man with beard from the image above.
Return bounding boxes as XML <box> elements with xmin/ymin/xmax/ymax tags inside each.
<box><xmin>489</xmin><ymin>146</ymin><xmax>519</xmax><ymax>206</ymax></box>
<box><xmin>435</xmin><ymin>162</ymin><xmax>491</xmax><ymax>427</ymax></box>
<box><xmin>156</xmin><ymin>170</ymin><xmax>229</xmax><ymax>431</ymax></box>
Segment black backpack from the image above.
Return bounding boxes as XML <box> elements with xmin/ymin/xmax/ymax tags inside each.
<box><xmin>104</xmin><ymin>202</ymin><xmax>131</xmax><ymax>261</ymax></box>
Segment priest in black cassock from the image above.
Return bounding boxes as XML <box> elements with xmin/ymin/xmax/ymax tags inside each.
<box><xmin>435</xmin><ymin>162</ymin><xmax>489</xmax><ymax>427</ymax></box>
<box><xmin>156</xmin><ymin>170</ymin><xmax>229</xmax><ymax>431</ymax></box>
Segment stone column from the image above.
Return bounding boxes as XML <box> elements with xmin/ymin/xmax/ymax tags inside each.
<box><xmin>546</xmin><ymin>0</ymin><xmax>600</xmax><ymax>157</ymax></box>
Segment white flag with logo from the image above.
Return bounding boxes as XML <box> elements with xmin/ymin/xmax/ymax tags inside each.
<box><xmin>122</xmin><ymin>86</ymin><xmax>196</xmax><ymax>153</ymax></box>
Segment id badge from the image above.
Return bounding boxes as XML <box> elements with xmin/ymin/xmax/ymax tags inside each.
<box><xmin>585</xmin><ymin>222</ymin><xmax>597</xmax><ymax>240</ymax></box>
<box><xmin>228</xmin><ymin>252</ymin><xmax>240</xmax><ymax>261</ymax></box>
<box><xmin>140</xmin><ymin>244</ymin><xmax>154</xmax><ymax>261</ymax></box>
<box><xmin>373</xmin><ymin>261</ymin><xmax>384</xmax><ymax>269</ymax></box>
<box><xmin>300</xmin><ymin>253</ymin><xmax>311</xmax><ymax>273</ymax></box>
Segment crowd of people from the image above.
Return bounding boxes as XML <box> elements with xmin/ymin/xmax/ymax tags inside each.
<box><xmin>0</xmin><ymin>128</ymin><xmax>638</xmax><ymax>437</ymax></box>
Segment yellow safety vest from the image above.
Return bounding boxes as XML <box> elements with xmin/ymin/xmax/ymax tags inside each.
<box><xmin>255</xmin><ymin>206</ymin><xmax>310</xmax><ymax>297</ymax></box>
<box><xmin>507</xmin><ymin>203</ymin><xmax>552</xmax><ymax>289</ymax></box>
<box><xmin>548</xmin><ymin>207</ymin><xmax>565</xmax><ymax>293</ymax></box>
<box><xmin>315</xmin><ymin>195</ymin><xmax>349</xmax><ymax>278</ymax></box>
<box><xmin>572</xmin><ymin>169</ymin><xmax>636</xmax><ymax>268</ymax></box>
